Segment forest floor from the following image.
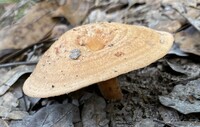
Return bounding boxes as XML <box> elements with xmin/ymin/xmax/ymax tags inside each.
<box><xmin>0</xmin><ymin>0</ymin><xmax>200</xmax><ymax>127</ymax></box>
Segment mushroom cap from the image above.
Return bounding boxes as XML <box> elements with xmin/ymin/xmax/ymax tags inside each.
<box><xmin>23</xmin><ymin>22</ymin><xmax>174</xmax><ymax>98</ymax></box>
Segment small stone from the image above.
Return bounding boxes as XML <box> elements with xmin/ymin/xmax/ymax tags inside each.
<box><xmin>69</xmin><ymin>49</ymin><xmax>81</xmax><ymax>60</ymax></box>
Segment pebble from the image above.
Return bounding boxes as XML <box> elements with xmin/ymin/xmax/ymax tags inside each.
<box><xmin>69</xmin><ymin>49</ymin><xmax>81</xmax><ymax>60</ymax></box>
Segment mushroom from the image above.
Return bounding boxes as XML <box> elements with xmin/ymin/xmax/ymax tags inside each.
<box><xmin>23</xmin><ymin>22</ymin><xmax>173</xmax><ymax>100</ymax></box>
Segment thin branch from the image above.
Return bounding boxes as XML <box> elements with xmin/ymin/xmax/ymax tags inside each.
<box><xmin>0</xmin><ymin>61</ymin><xmax>37</xmax><ymax>68</ymax></box>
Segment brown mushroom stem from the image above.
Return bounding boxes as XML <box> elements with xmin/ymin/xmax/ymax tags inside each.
<box><xmin>98</xmin><ymin>78</ymin><xmax>123</xmax><ymax>100</ymax></box>
<box><xmin>86</xmin><ymin>39</ymin><xmax>123</xmax><ymax>100</ymax></box>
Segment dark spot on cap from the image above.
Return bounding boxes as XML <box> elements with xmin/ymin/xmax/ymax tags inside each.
<box><xmin>114</xmin><ymin>52</ymin><xmax>125</xmax><ymax>57</ymax></box>
<box><xmin>52</xmin><ymin>85</ymin><xmax>55</xmax><ymax>88</ymax></box>
<box><xmin>108</xmin><ymin>44</ymin><xmax>114</xmax><ymax>47</ymax></box>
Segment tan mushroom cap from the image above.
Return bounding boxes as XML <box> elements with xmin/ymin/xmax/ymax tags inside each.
<box><xmin>23</xmin><ymin>22</ymin><xmax>174</xmax><ymax>98</ymax></box>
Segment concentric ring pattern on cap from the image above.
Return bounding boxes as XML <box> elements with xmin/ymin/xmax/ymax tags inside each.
<box><xmin>23</xmin><ymin>22</ymin><xmax>174</xmax><ymax>98</ymax></box>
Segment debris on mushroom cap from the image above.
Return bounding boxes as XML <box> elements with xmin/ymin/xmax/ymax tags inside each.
<box><xmin>23</xmin><ymin>22</ymin><xmax>174</xmax><ymax>98</ymax></box>
<box><xmin>69</xmin><ymin>49</ymin><xmax>81</xmax><ymax>60</ymax></box>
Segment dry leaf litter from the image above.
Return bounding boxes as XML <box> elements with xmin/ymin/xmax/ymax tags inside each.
<box><xmin>0</xmin><ymin>0</ymin><xmax>200</xmax><ymax>126</ymax></box>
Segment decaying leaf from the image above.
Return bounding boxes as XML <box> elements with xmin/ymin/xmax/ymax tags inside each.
<box><xmin>9</xmin><ymin>78</ymin><xmax>40</xmax><ymax>112</ymax></box>
<box><xmin>0</xmin><ymin>0</ymin><xmax>94</xmax><ymax>58</ymax></box>
<box><xmin>0</xmin><ymin>92</ymin><xmax>28</xmax><ymax>120</ymax></box>
<box><xmin>0</xmin><ymin>119</ymin><xmax>9</xmax><ymax>127</ymax></box>
<box><xmin>173</xmin><ymin>121</ymin><xmax>200</xmax><ymax>127</ymax></box>
<box><xmin>0</xmin><ymin>49</ymin><xmax>18</xmax><ymax>59</ymax></box>
<box><xmin>0</xmin><ymin>1</ymin><xmax>59</xmax><ymax>52</ymax></box>
<box><xmin>1</xmin><ymin>0</ymin><xmax>200</xmax><ymax>126</ymax></box>
<box><xmin>171</xmin><ymin>1</ymin><xmax>200</xmax><ymax>32</ymax></box>
<box><xmin>0</xmin><ymin>0</ymin><xmax>30</xmax><ymax>29</ymax></box>
<box><xmin>81</xmin><ymin>94</ymin><xmax>109</xmax><ymax>127</ymax></box>
<box><xmin>10</xmin><ymin>103</ymin><xmax>76</xmax><ymax>127</ymax></box>
<box><xmin>159</xmin><ymin>79</ymin><xmax>200</xmax><ymax>114</ymax></box>
<box><xmin>134</xmin><ymin>119</ymin><xmax>161</xmax><ymax>127</ymax></box>
<box><xmin>49</xmin><ymin>24</ymin><xmax>69</xmax><ymax>40</ymax></box>
<box><xmin>167</xmin><ymin>58</ymin><xmax>200</xmax><ymax>77</ymax></box>
<box><xmin>0</xmin><ymin>107</ymin><xmax>28</xmax><ymax>120</ymax></box>
<box><xmin>0</xmin><ymin>92</ymin><xmax>18</xmax><ymax>108</ymax></box>
<box><xmin>146</xmin><ymin>8</ymin><xmax>181</xmax><ymax>33</ymax></box>
<box><xmin>86</xmin><ymin>9</ymin><xmax>124</xmax><ymax>23</ymax></box>
<box><xmin>158</xmin><ymin>106</ymin><xmax>180</xmax><ymax>123</ymax></box>
<box><xmin>187</xmin><ymin>17</ymin><xmax>200</xmax><ymax>32</ymax></box>
<box><xmin>0</xmin><ymin>65</ymin><xmax>35</xmax><ymax>96</ymax></box>
<box><xmin>168</xmin><ymin>43</ymin><xmax>188</xmax><ymax>56</ymax></box>
<box><xmin>175</xmin><ymin>26</ymin><xmax>200</xmax><ymax>56</ymax></box>
<box><xmin>52</xmin><ymin>0</ymin><xmax>94</xmax><ymax>26</ymax></box>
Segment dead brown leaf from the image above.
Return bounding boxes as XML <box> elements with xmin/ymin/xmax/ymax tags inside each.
<box><xmin>0</xmin><ymin>65</ymin><xmax>35</xmax><ymax>96</ymax></box>
<box><xmin>0</xmin><ymin>0</ymin><xmax>94</xmax><ymax>59</ymax></box>
<box><xmin>0</xmin><ymin>1</ymin><xmax>59</xmax><ymax>51</ymax></box>
<box><xmin>52</xmin><ymin>0</ymin><xmax>94</xmax><ymax>26</ymax></box>
<box><xmin>175</xmin><ymin>26</ymin><xmax>200</xmax><ymax>56</ymax></box>
<box><xmin>169</xmin><ymin>1</ymin><xmax>200</xmax><ymax>31</ymax></box>
<box><xmin>49</xmin><ymin>24</ymin><xmax>69</xmax><ymax>39</ymax></box>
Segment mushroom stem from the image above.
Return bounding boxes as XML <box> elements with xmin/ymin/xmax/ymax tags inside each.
<box><xmin>98</xmin><ymin>78</ymin><xmax>123</xmax><ymax>100</ymax></box>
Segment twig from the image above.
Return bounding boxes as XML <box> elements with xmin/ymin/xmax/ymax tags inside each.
<box><xmin>0</xmin><ymin>61</ymin><xmax>37</xmax><ymax>68</ymax></box>
<box><xmin>0</xmin><ymin>38</ymin><xmax>55</xmax><ymax>63</ymax></box>
<box><xmin>153</xmin><ymin>119</ymin><xmax>177</xmax><ymax>127</ymax></box>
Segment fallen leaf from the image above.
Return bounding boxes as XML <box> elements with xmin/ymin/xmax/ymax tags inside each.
<box><xmin>134</xmin><ymin>119</ymin><xmax>161</xmax><ymax>127</ymax></box>
<box><xmin>0</xmin><ymin>65</ymin><xmax>35</xmax><ymax>96</ymax></box>
<box><xmin>0</xmin><ymin>119</ymin><xmax>9</xmax><ymax>127</ymax></box>
<box><xmin>10</xmin><ymin>78</ymin><xmax>40</xmax><ymax>111</ymax></box>
<box><xmin>0</xmin><ymin>108</ymin><xmax>28</xmax><ymax>120</ymax></box>
<box><xmin>0</xmin><ymin>1</ymin><xmax>59</xmax><ymax>52</ymax></box>
<box><xmin>81</xmin><ymin>94</ymin><xmax>109</xmax><ymax>127</ymax></box>
<box><xmin>159</xmin><ymin>79</ymin><xmax>200</xmax><ymax>114</ymax></box>
<box><xmin>175</xmin><ymin>26</ymin><xmax>200</xmax><ymax>56</ymax></box>
<box><xmin>146</xmin><ymin>8</ymin><xmax>181</xmax><ymax>33</ymax></box>
<box><xmin>49</xmin><ymin>24</ymin><xmax>69</xmax><ymax>40</ymax></box>
<box><xmin>168</xmin><ymin>43</ymin><xmax>188</xmax><ymax>56</ymax></box>
<box><xmin>182</xmin><ymin>0</ymin><xmax>198</xmax><ymax>7</ymax></box>
<box><xmin>0</xmin><ymin>92</ymin><xmax>18</xmax><ymax>108</ymax></box>
<box><xmin>86</xmin><ymin>8</ymin><xmax>125</xmax><ymax>23</ymax></box>
<box><xmin>52</xmin><ymin>0</ymin><xmax>94</xmax><ymax>26</ymax></box>
<box><xmin>158</xmin><ymin>106</ymin><xmax>180</xmax><ymax>123</ymax></box>
<box><xmin>0</xmin><ymin>49</ymin><xmax>17</xmax><ymax>59</ymax></box>
<box><xmin>10</xmin><ymin>103</ymin><xmax>76</xmax><ymax>127</ymax></box>
<box><xmin>171</xmin><ymin>1</ymin><xmax>200</xmax><ymax>32</ymax></box>
<box><xmin>149</xmin><ymin>20</ymin><xmax>181</xmax><ymax>33</ymax></box>
<box><xmin>167</xmin><ymin>58</ymin><xmax>200</xmax><ymax>77</ymax></box>
<box><xmin>173</xmin><ymin>121</ymin><xmax>200</xmax><ymax>127</ymax></box>
<box><xmin>0</xmin><ymin>92</ymin><xmax>28</xmax><ymax>120</ymax></box>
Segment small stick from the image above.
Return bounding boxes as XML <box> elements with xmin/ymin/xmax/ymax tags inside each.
<box><xmin>0</xmin><ymin>61</ymin><xmax>38</xmax><ymax>68</ymax></box>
